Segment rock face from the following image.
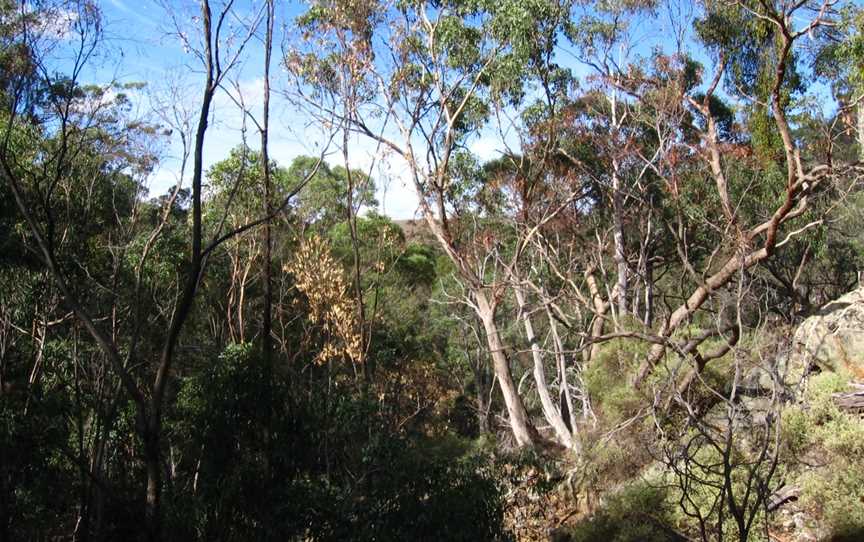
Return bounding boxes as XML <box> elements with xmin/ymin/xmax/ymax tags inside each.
<box><xmin>792</xmin><ymin>287</ymin><xmax>864</xmax><ymax>379</ymax></box>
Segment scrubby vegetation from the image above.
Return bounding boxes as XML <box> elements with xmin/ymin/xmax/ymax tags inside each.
<box><xmin>2</xmin><ymin>0</ymin><xmax>864</xmax><ymax>541</ymax></box>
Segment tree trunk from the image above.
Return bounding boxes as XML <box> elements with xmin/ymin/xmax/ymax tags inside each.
<box><xmin>474</xmin><ymin>291</ymin><xmax>537</xmax><ymax>447</ymax></box>
<box><xmin>634</xmin><ymin>246</ymin><xmax>771</xmax><ymax>385</ymax></box>
<box><xmin>858</xmin><ymin>100</ymin><xmax>864</xmax><ymax>162</ymax></box>
<box><xmin>237</xmin><ymin>257</ymin><xmax>253</xmax><ymax>343</ymax></box>
<box><xmin>644</xmin><ymin>253</ymin><xmax>654</xmax><ymax>327</ymax></box>
<box><xmin>514</xmin><ymin>287</ymin><xmax>574</xmax><ymax>448</ymax></box>
<box><xmin>585</xmin><ymin>267</ymin><xmax>609</xmax><ymax>363</ymax></box>
<box><xmin>612</xmin><ymin>163</ymin><xmax>628</xmax><ymax>319</ymax></box>
<box><xmin>143</xmin><ymin>418</ymin><xmax>161</xmax><ymax>542</ymax></box>
<box><xmin>261</xmin><ymin>0</ymin><xmax>275</xmax><ymax>499</ymax></box>
<box><xmin>547</xmin><ymin>306</ymin><xmax>580</xmax><ymax>447</ymax></box>
<box><xmin>474</xmin><ymin>362</ymin><xmax>492</xmax><ymax>435</ymax></box>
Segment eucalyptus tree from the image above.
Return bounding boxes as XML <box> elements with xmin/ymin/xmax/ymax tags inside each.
<box><xmin>0</xmin><ymin>0</ymin><xmax>330</xmax><ymax>537</ymax></box>
<box><xmin>566</xmin><ymin>1</ymin><xmax>653</xmax><ymax>319</ymax></box>
<box><xmin>203</xmin><ymin>146</ymin><xmax>294</xmax><ymax>344</ymax></box>
<box><xmin>285</xmin><ymin>155</ymin><xmax>377</xmax><ymax>232</ymax></box>
<box><xmin>647</xmin><ymin>1</ymin><xmax>860</xmax><ymax>390</ymax></box>
<box><xmin>550</xmin><ymin>0</ymin><xmax>863</xmax><ymax>390</ymax></box>
<box><xmin>288</xmin><ymin>0</ymin><xmax>575</xmax><ymax>448</ymax></box>
<box><xmin>812</xmin><ymin>5</ymin><xmax>864</xmax><ymax>158</ymax></box>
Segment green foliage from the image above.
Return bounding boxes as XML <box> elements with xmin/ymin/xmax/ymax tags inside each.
<box><xmin>749</xmin><ymin>105</ymin><xmax>786</xmax><ymax>163</ymax></box>
<box><xmin>577</xmin><ymin>437</ymin><xmax>649</xmax><ymax>494</ymax></box>
<box><xmin>806</xmin><ymin>371</ymin><xmax>849</xmax><ymax>422</ymax></box>
<box><xmin>0</xmin><ymin>383</ymin><xmax>76</xmax><ymax>538</ymax></box>
<box><xmin>5</xmin><ymin>1</ymin><xmax>864</xmax><ymax>541</ymax></box>
<box><xmin>802</xmin><ymin>436</ymin><xmax>864</xmax><ymax>539</ymax></box>
<box><xmin>328</xmin><ymin>212</ymin><xmax>403</xmax><ymax>265</ymax></box>
<box><xmin>813</xmin><ymin>5</ymin><xmax>864</xmax><ymax>97</ymax></box>
<box><xmin>779</xmin><ymin>404</ymin><xmax>810</xmax><ymax>459</ymax></box>
<box><xmin>167</xmin><ymin>339</ymin><xmax>511</xmax><ymax>541</ymax></box>
<box><xmin>171</xmin><ymin>343</ymin><xmax>272</xmax><ymax>538</ymax></box>
<box><xmin>395</xmin><ymin>242</ymin><xmax>437</xmax><ymax>286</ymax></box>
<box><xmin>568</xmin><ymin>482</ymin><xmax>679</xmax><ymax>542</ymax></box>
<box><xmin>584</xmin><ymin>339</ymin><xmax>649</xmax><ymax>423</ymax></box>
<box><xmin>309</xmin><ymin>441</ymin><xmax>510</xmax><ymax>541</ymax></box>
<box><xmin>667</xmin><ymin>435</ymin><xmax>775</xmax><ymax>542</ymax></box>
<box><xmin>778</xmin><ymin>372</ymin><xmax>864</xmax><ymax>541</ymax></box>
<box><xmin>287</xmin><ymin>155</ymin><xmax>377</xmax><ymax>229</ymax></box>
<box><xmin>695</xmin><ymin>1</ymin><xmax>802</xmax><ymax>102</ymax></box>
<box><xmin>690</xmin><ymin>93</ymin><xmax>735</xmax><ymax>139</ymax></box>
<box><xmin>801</xmin><ymin>464</ymin><xmax>864</xmax><ymax>542</ymax></box>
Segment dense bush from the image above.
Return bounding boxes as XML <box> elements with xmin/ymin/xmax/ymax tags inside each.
<box><xmin>786</xmin><ymin>373</ymin><xmax>864</xmax><ymax>541</ymax></box>
<box><xmin>162</xmin><ymin>344</ymin><xmax>511</xmax><ymax>541</ymax></box>
<box><xmin>567</xmin><ymin>482</ymin><xmax>682</xmax><ymax>542</ymax></box>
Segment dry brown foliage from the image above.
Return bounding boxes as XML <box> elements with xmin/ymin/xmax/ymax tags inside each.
<box><xmin>284</xmin><ymin>235</ymin><xmax>363</xmax><ymax>365</ymax></box>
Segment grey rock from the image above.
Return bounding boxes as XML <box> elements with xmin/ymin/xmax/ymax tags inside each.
<box><xmin>792</xmin><ymin>287</ymin><xmax>864</xmax><ymax>380</ymax></box>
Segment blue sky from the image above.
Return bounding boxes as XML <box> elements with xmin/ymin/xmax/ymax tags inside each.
<box><xmin>82</xmin><ymin>1</ymin><xmax>694</xmax><ymax>220</ymax></box>
<box><xmin>76</xmin><ymin>0</ymin><xmax>856</xmax><ymax>219</ymax></box>
<box><xmin>90</xmin><ymin>0</ymin><xmax>426</xmax><ymax>219</ymax></box>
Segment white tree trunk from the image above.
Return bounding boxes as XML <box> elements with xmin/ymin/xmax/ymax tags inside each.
<box><xmin>547</xmin><ymin>305</ymin><xmax>580</xmax><ymax>450</ymax></box>
<box><xmin>858</xmin><ymin>101</ymin><xmax>864</xmax><ymax>161</ymax></box>
<box><xmin>612</xmin><ymin>166</ymin><xmax>628</xmax><ymax>319</ymax></box>
<box><xmin>514</xmin><ymin>287</ymin><xmax>574</xmax><ymax>448</ymax></box>
<box><xmin>474</xmin><ymin>290</ymin><xmax>537</xmax><ymax>448</ymax></box>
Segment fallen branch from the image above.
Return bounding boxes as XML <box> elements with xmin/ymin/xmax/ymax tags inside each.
<box><xmin>833</xmin><ymin>382</ymin><xmax>864</xmax><ymax>411</ymax></box>
<box><xmin>767</xmin><ymin>485</ymin><xmax>800</xmax><ymax>512</ymax></box>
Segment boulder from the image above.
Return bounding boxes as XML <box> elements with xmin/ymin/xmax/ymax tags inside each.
<box><xmin>792</xmin><ymin>287</ymin><xmax>864</xmax><ymax>379</ymax></box>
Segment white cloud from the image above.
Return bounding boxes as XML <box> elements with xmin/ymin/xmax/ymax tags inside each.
<box><xmin>377</xmin><ymin>177</ymin><xmax>420</xmax><ymax>220</ymax></box>
<box><xmin>106</xmin><ymin>0</ymin><xmax>162</xmax><ymax>29</ymax></box>
<box><xmin>26</xmin><ymin>4</ymin><xmax>79</xmax><ymax>40</ymax></box>
<box><xmin>469</xmin><ymin>135</ymin><xmax>503</xmax><ymax>162</ymax></box>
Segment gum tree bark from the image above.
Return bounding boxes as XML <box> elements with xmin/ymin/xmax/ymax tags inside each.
<box><xmin>513</xmin><ymin>286</ymin><xmax>574</xmax><ymax>448</ymax></box>
<box><xmin>474</xmin><ymin>290</ymin><xmax>538</xmax><ymax>447</ymax></box>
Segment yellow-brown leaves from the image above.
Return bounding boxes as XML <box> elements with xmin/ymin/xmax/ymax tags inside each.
<box><xmin>284</xmin><ymin>235</ymin><xmax>362</xmax><ymax>365</ymax></box>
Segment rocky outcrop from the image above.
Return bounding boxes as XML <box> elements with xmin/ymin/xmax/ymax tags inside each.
<box><xmin>792</xmin><ymin>287</ymin><xmax>864</xmax><ymax>379</ymax></box>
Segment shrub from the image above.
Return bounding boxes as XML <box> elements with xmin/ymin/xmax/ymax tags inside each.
<box><xmin>584</xmin><ymin>339</ymin><xmax>648</xmax><ymax>424</ymax></box>
<box><xmin>789</xmin><ymin>371</ymin><xmax>864</xmax><ymax>541</ymax></box>
<box><xmin>568</xmin><ymin>482</ymin><xmax>681</xmax><ymax>542</ymax></box>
